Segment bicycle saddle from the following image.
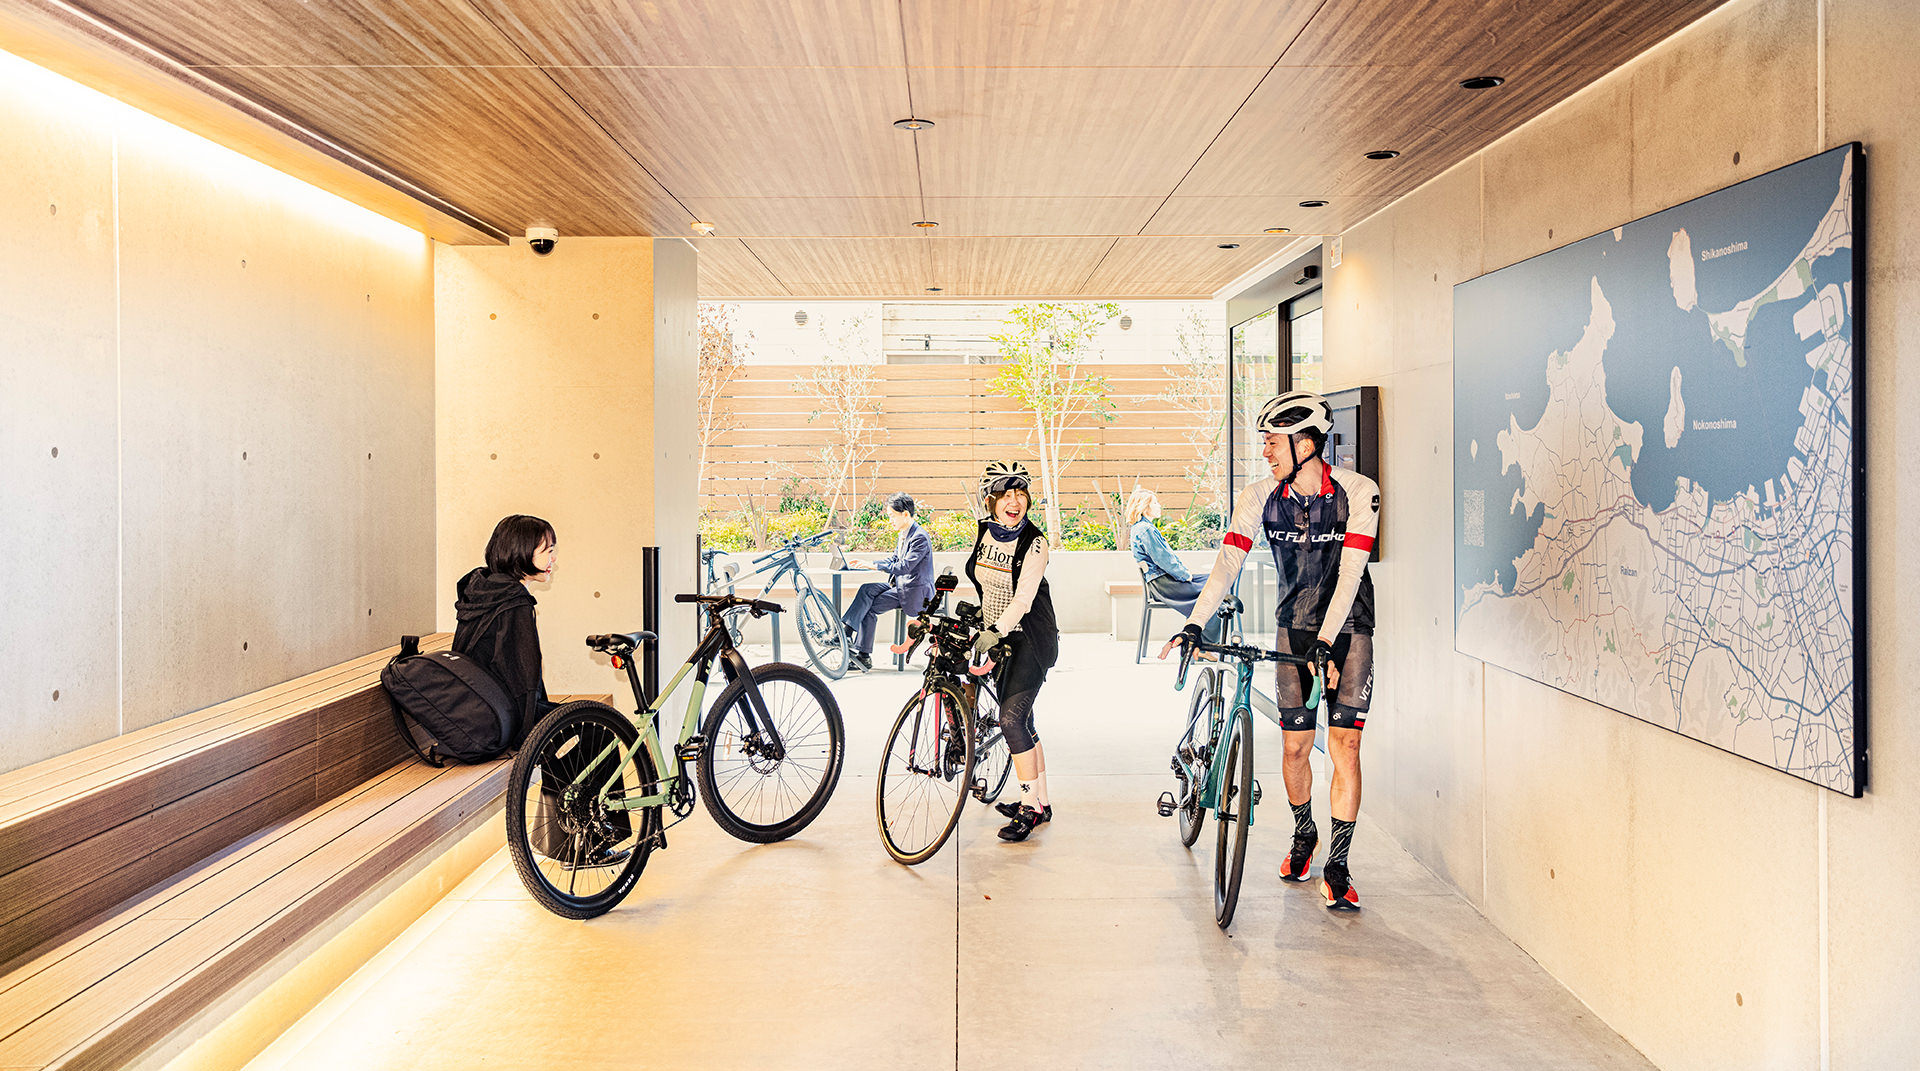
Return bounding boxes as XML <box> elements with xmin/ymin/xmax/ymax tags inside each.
<box><xmin>584</xmin><ymin>632</ymin><xmax>654</xmax><ymax>654</ymax></box>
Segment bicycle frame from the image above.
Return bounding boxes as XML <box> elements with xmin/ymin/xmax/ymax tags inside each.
<box><xmin>705</xmin><ymin>531</ymin><xmax>835</xmax><ymax>603</ymax></box>
<box><xmin>1200</xmin><ymin>666</ymin><xmax>1256</xmax><ymax>815</ymax></box>
<box><xmin>571</xmin><ymin>613</ymin><xmax>783</xmax><ymax>815</ymax></box>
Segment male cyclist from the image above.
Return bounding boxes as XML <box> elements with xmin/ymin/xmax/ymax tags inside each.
<box><xmin>1159</xmin><ymin>391</ymin><xmax>1378</xmax><ymax>911</ymax></box>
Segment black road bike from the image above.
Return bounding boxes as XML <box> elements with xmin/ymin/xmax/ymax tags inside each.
<box><xmin>874</xmin><ymin>572</ymin><xmax>1015</xmax><ymax>866</ymax></box>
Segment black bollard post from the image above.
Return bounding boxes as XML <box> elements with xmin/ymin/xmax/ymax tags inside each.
<box><xmin>641</xmin><ymin>545</ymin><xmax>660</xmax><ymax>700</ymax></box>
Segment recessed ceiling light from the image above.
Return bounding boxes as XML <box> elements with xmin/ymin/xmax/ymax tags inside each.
<box><xmin>1459</xmin><ymin>75</ymin><xmax>1506</xmax><ymax>90</ymax></box>
<box><xmin>690</xmin><ymin>220</ymin><xmax>716</xmax><ymax>236</ymax></box>
<box><xmin>913</xmin><ymin>220</ymin><xmax>939</xmax><ymax>229</ymax></box>
<box><xmin>893</xmin><ymin>117</ymin><xmax>936</xmax><ymax>131</ymax></box>
<box><xmin>1218</xmin><ymin>243</ymin><xmax>1240</xmax><ymax>249</ymax></box>
<box><xmin>1364</xmin><ymin>149</ymin><xmax>1401</xmax><ymax>161</ymax></box>
<box><xmin>1299</xmin><ymin>200</ymin><xmax>1329</xmax><ymax>208</ymax></box>
<box><xmin>925</xmin><ymin>286</ymin><xmax>944</xmax><ymax>292</ymax></box>
<box><xmin>1263</xmin><ymin>227</ymin><xmax>1291</xmax><ymax>234</ymax></box>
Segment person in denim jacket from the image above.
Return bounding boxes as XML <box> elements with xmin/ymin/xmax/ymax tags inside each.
<box><xmin>1128</xmin><ymin>488</ymin><xmax>1220</xmax><ymax>642</ymax></box>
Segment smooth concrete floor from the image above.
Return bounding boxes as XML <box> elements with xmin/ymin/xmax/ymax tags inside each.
<box><xmin>248</xmin><ymin>635</ymin><xmax>1653</xmax><ymax>1071</ymax></box>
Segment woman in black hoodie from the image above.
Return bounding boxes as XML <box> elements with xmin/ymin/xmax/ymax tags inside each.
<box><xmin>453</xmin><ymin>514</ymin><xmax>558</xmax><ymax>748</ymax></box>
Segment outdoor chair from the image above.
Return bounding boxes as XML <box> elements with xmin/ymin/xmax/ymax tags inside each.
<box><xmin>1136</xmin><ymin>562</ymin><xmax>1180</xmax><ymax>664</ymax></box>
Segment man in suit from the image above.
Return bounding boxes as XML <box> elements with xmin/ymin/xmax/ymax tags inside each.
<box><xmin>841</xmin><ymin>492</ymin><xmax>935</xmax><ymax>672</ymax></box>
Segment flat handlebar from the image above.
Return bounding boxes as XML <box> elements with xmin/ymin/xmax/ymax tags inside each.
<box><xmin>674</xmin><ymin>592</ymin><xmax>783</xmax><ymax>616</ymax></box>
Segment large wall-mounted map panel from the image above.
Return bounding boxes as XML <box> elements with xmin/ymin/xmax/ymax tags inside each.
<box><xmin>1454</xmin><ymin>144</ymin><xmax>1863</xmax><ymax>795</ymax></box>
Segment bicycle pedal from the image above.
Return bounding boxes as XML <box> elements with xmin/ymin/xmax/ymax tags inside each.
<box><xmin>1251</xmin><ymin>779</ymin><xmax>1262</xmax><ymax>806</ymax></box>
<box><xmin>675</xmin><ymin>736</ymin><xmax>705</xmax><ymax>763</ymax></box>
<box><xmin>1156</xmin><ymin>791</ymin><xmax>1177</xmax><ymax>818</ymax></box>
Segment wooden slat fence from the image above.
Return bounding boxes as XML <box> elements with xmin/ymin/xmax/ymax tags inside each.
<box><xmin>702</xmin><ymin>362</ymin><xmax>1227</xmax><ymax>516</ymax></box>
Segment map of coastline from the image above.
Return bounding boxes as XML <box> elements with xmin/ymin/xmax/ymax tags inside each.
<box><xmin>1453</xmin><ymin>145</ymin><xmax>1859</xmax><ymax>794</ymax></box>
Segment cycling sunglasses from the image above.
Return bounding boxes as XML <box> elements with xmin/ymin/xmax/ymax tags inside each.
<box><xmin>986</xmin><ymin>475</ymin><xmax>1031</xmax><ymax>495</ymax></box>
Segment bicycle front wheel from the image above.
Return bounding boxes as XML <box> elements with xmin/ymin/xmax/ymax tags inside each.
<box><xmin>699</xmin><ymin>662</ymin><xmax>846</xmax><ymax>842</ymax></box>
<box><xmin>970</xmin><ymin>679</ymin><xmax>1013</xmax><ymax>805</ymax></box>
<box><xmin>507</xmin><ymin>701</ymin><xmax>661</xmax><ymax>920</ymax></box>
<box><xmin>794</xmin><ymin>581</ymin><xmax>850</xmax><ymax>680</ymax></box>
<box><xmin>877</xmin><ymin>684</ymin><xmax>973</xmax><ymax>865</ymax></box>
<box><xmin>1213</xmin><ymin>706</ymin><xmax>1255</xmax><ymax>928</ymax></box>
<box><xmin>1175</xmin><ymin>668</ymin><xmax>1218</xmax><ymax>848</ymax></box>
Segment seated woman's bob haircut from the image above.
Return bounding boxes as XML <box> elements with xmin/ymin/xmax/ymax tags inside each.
<box><xmin>485</xmin><ymin>514</ymin><xmax>557</xmax><ymax>579</ymax></box>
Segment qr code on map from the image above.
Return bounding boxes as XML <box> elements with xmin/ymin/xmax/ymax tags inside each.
<box><xmin>1462</xmin><ymin>490</ymin><xmax>1485</xmax><ymax>547</ymax></box>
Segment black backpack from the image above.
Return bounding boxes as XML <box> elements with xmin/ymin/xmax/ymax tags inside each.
<box><xmin>381</xmin><ymin>636</ymin><xmax>517</xmax><ymax>766</ymax></box>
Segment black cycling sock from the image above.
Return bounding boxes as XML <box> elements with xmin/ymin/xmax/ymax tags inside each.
<box><xmin>1329</xmin><ymin>817</ymin><xmax>1356</xmax><ymax>867</ymax></box>
<box><xmin>1290</xmin><ymin>799</ymin><xmax>1316</xmax><ymax>840</ymax></box>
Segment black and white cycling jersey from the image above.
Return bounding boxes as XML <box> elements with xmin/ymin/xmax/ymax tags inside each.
<box><xmin>1183</xmin><ymin>464</ymin><xmax>1380</xmax><ymax>640</ymax></box>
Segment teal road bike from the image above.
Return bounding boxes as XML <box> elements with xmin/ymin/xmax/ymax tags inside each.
<box><xmin>506</xmin><ymin>593</ymin><xmax>846</xmax><ymax>919</ymax></box>
<box><xmin>1157</xmin><ymin>599</ymin><xmax>1321</xmax><ymax>928</ymax></box>
<box><xmin>702</xmin><ymin>529</ymin><xmax>850</xmax><ymax>680</ymax></box>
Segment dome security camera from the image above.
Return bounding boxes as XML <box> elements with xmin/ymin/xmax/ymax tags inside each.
<box><xmin>526</xmin><ymin>226</ymin><xmax>559</xmax><ymax>256</ymax></box>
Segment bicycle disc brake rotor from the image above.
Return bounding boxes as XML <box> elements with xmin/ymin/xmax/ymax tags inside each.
<box><xmin>734</xmin><ymin>730</ymin><xmax>786</xmax><ymax>775</ymax></box>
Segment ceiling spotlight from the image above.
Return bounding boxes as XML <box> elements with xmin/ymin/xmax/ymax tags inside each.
<box><xmin>913</xmin><ymin>220</ymin><xmax>939</xmax><ymax>229</ymax></box>
<box><xmin>1119</xmin><ymin>315</ymin><xmax>1133</xmax><ymax>331</ymax></box>
<box><xmin>893</xmin><ymin>117</ymin><xmax>936</xmax><ymax>131</ymax></box>
<box><xmin>925</xmin><ymin>286</ymin><xmax>944</xmax><ymax>292</ymax></box>
<box><xmin>1364</xmin><ymin>149</ymin><xmax>1401</xmax><ymax>160</ymax></box>
<box><xmin>1459</xmin><ymin>75</ymin><xmax>1506</xmax><ymax>90</ymax></box>
<box><xmin>794</xmin><ymin>310</ymin><xmax>809</xmax><ymax>327</ymax></box>
<box><xmin>1218</xmin><ymin>243</ymin><xmax>1240</xmax><ymax>250</ymax></box>
<box><xmin>1299</xmin><ymin>200</ymin><xmax>1329</xmax><ymax>208</ymax></box>
<box><xmin>1263</xmin><ymin>226</ymin><xmax>1291</xmax><ymax>234</ymax></box>
<box><xmin>690</xmin><ymin>220</ymin><xmax>716</xmax><ymax>236</ymax></box>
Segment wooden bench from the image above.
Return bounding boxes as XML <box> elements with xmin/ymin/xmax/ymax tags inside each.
<box><xmin>0</xmin><ymin>636</ymin><xmax>596</xmax><ymax>1070</ymax></box>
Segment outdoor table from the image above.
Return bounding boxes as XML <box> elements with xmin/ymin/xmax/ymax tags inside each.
<box><xmin>829</xmin><ymin>567</ymin><xmax>910</xmax><ymax>671</ymax></box>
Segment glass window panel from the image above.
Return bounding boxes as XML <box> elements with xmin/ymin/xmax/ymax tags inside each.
<box><xmin>1290</xmin><ymin>305</ymin><xmax>1323</xmax><ymax>393</ymax></box>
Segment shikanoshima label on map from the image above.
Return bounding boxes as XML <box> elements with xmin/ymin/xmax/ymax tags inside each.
<box><xmin>1453</xmin><ymin>144</ymin><xmax>1863</xmax><ymax>796</ymax></box>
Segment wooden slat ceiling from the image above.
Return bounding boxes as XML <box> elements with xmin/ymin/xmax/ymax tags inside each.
<box><xmin>58</xmin><ymin>0</ymin><xmax>1728</xmax><ymax>298</ymax></box>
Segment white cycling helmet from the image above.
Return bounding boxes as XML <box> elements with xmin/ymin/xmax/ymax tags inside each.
<box><xmin>980</xmin><ymin>459</ymin><xmax>1032</xmax><ymax>498</ymax></box>
<box><xmin>1256</xmin><ymin>391</ymin><xmax>1334</xmax><ymax>438</ymax></box>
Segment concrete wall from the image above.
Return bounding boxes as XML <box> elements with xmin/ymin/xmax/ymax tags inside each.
<box><xmin>0</xmin><ymin>47</ymin><xmax>435</xmax><ymax>774</ymax></box>
<box><xmin>1321</xmin><ymin>0</ymin><xmax>1919</xmax><ymax>1066</ymax></box>
<box><xmin>652</xmin><ymin>239</ymin><xmax>701</xmax><ymax>660</ymax></box>
<box><xmin>435</xmin><ymin>238</ymin><xmax>667</xmax><ymax>696</ymax></box>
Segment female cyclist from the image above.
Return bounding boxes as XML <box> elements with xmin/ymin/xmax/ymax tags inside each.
<box><xmin>967</xmin><ymin>461</ymin><xmax>1061</xmax><ymax>842</ymax></box>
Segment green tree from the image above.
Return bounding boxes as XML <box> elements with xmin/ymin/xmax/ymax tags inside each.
<box><xmin>989</xmin><ymin>302</ymin><xmax>1121</xmax><ymax>547</ymax></box>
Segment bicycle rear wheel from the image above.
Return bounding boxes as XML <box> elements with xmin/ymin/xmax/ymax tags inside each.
<box><xmin>1213</xmin><ymin>706</ymin><xmax>1254</xmax><ymax>929</ymax></box>
<box><xmin>877</xmin><ymin>684</ymin><xmax>972</xmax><ymax>865</ymax></box>
<box><xmin>507</xmin><ymin>701</ymin><xmax>661</xmax><ymax>920</ymax></box>
<box><xmin>794</xmin><ymin>581</ymin><xmax>850</xmax><ymax>680</ymax></box>
<box><xmin>970</xmin><ymin>680</ymin><xmax>1013</xmax><ymax>805</ymax></box>
<box><xmin>1174</xmin><ymin>669</ymin><xmax>1218</xmax><ymax>848</ymax></box>
<box><xmin>698</xmin><ymin>662</ymin><xmax>846</xmax><ymax>842</ymax></box>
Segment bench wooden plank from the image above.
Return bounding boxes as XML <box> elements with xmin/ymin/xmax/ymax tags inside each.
<box><xmin>0</xmin><ymin>763</ymin><xmax>436</xmax><ymax>1032</ymax></box>
<box><xmin>0</xmin><ymin>645</ymin><xmax>400</xmax><ymax>804</ymax></box>
<box><xmin>0</xmin><ymin>638</ymin><xmax>450</xmax><ymax>875</ymax></box>
<box><xmin>0</xmin><ymin>763</ymin><xmax>506</xmax><ymax>1070</ymax></box>
<box><xmin>1105</xmin><ymin>580</ymin><xmax>1144</xmax><ymax>595</ymax></box>
<box><xmin>0</xmin><ymin>637</ymin><xmax>448</xmax><ymax>820</ymax></box>
<box><xmin>0</xmin><ymin>743</ymin><xmax>319</xmax><ymax>937</ymax></box>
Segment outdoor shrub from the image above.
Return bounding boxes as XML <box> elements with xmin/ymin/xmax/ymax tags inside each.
<box><xmin>1057</xmin><ymin>507</ymin><xmax>1115</xmax><ymax>551</ymax></box>
<box><xmin>925</xmin><ymin>509</ymin><xmax>978</xmax><ymax>551</ymax></box>
<box><xmin>777</xmin><ymin>478</ymin><xmax>825</xmax><ymax>514</ymax></box>
<box><xmin>699</xmin><ymin>513</ymin><xmax>754</xmax><ymax>552</ymax></box>
<box><xmin>766</xmin><ymin>507</ymin><xmax>829</xmax><ymax>546</ymax></box>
